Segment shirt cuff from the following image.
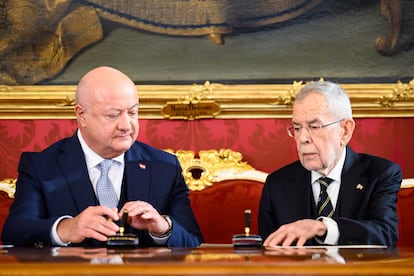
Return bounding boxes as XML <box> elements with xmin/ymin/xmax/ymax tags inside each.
<box><xmin>316</xmin><ymin>216</ymin><xmax>339</xmax><ymax>245</ymax></box>
<box><xmin>149</xmin><ymin>215</ymin><xmax>172</xmax><ymax>245</ymax></box>
<box><xmin>51</xmin><ymin>215</ymin><xmax>72</xmax><ymax>246</ymax></box>
<box><xmin>149</xmin><ymin>232</ymin><xmax>172</xmax><ymax>245</ymax></box>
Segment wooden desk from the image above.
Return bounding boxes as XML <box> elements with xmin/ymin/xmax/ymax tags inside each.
<box><xmin>1</xmin><ymin>245</ymin><xmax>413</xmax><ymax>275</ymax></box>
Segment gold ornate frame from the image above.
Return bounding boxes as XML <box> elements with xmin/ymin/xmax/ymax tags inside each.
<box><xmin>0</xmin><ymin>79</ymin><xmax>413</xmax><ymax>119</ymax></box>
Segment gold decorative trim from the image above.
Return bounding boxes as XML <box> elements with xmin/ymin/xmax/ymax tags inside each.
<box><xmin>0</xmin><ymin>79</ymin><xmax>413</xmax><ymax>119</ymax></box>
<box><xmin>161</xmin><ymin>81</ymin><xmax>221</xmax><ymax>120</ymax></box>
<box><xmin>165</xmin><ymin>149</ymin><xmax>267</xmax><ymax>191</ymax></box>
<box><xmin>161</xmin><ymin>100</ymin><xmax>221</xmax><ymax>120</ymax></box>
<box><xmin>0</xmin><ymin>178</ymin><xmax>16</xmax><ymax>198</ymax></box>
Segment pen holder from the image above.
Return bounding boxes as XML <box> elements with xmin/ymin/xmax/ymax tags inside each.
<box><xmin>232</xmin><ymin>234</ymin><xmax>262</xmax><ymax>249</ymax></box>
<box><xmin>106</xmin><ymin>233</ymin><xmax>139</xmax><ymax>248</ymax></box>
<box><xmin>106</xmin><ymin>210</ymin><xmax>139</xmax><ymax>248</ymax></box>
<box><xmin>232</xmin><ymin>209</ymin><xmax>263</xmax><ymax>249</ymax></box>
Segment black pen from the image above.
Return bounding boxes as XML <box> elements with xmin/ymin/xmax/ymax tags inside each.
<box><xmin>244</xmin><ymin>209</ymin><xmax>251</xmax><ymax>236</ymax></box>
<box><xmin>119</xmin><ymin>210</ymin><xmax>129</xmax><ymax>236</ymax></box>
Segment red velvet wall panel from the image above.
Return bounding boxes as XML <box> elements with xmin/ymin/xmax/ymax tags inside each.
<box><xmin>1</xmin><ymin>118</ymin><xmax>413</xmax><ymax>179</ymax></box>
<box><xmin>0</xmin><ymin>118</ymin><xmax>413</xmax><ymax>246</ymax></box>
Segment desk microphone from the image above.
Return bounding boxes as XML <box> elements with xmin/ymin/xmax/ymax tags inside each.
<box><xmin>232</xmin><ymin>209</ymin><xmax>262</xmax><ymax>248</ymax></box>
<box><xmin>106</xmin><ymin>210</ymin><xmax>139</xmax><ymax>248</ymax></box>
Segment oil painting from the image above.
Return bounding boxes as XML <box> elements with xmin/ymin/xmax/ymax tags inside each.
<box><xmin>1</xmin><ymin>0</ymin><xmax>413</xmax><ymax>85</ymax></box>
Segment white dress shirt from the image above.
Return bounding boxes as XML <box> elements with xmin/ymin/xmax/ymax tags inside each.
<box><xmin>311</xmin><ymin>147</ymin><xmax>347</xmax><ymax>245</ymax></box>
<box><xmin>79</xmin><ymin>131</ymin><xmax>124</xmax><ymax>200</ymax></box>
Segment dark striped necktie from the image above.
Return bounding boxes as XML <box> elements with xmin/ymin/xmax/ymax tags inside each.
<box><xmin>316</xmin><ymin>177</ymin><xmax>334</xmax><ymax>217</ymax></box>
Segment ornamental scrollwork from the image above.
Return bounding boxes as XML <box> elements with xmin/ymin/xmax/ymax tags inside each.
<box><xmin>165</xmin><ymin>149</ymin><xmax>263</xmax><ymax>191</ymax></box>
<box><xmin>378</xmin><ymin>79</ymin><xmax>414</xmax><ymax>108</ymax></box>
<box><xmin>0</xmin><ymin>178</ymin><xmax>17</xmax><ymax>198</ymax></box>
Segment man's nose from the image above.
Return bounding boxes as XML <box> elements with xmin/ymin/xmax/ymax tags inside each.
<box><xmin>117</xmin><ymin>112</ymin><xmax>132</xmax><ymax>129</ymax></box>
<box><xmin>297</xmin><ymin>127</ymin><xmax>311</xmax><ymax>143</ymax></box>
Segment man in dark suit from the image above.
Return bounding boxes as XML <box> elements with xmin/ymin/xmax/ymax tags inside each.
<box><xmin>259</xmin><ymin>81</ymin><xmax>402</xmax><ymax>247</ymax></box>
<box><xmin>2</xmin><ymin>66</ymin><xmax>202</xmax><ymax>247</ymax></box>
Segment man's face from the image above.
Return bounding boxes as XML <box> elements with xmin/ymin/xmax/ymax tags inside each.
<box><xmin>77</xmin><ymin>85</ymin><xmax>139</xmax><ymax>159</ymax></box>
<box><xmin>291</xmin><ymin>92</ymin><xmax>346</xmax><ymax>175</ymax></box>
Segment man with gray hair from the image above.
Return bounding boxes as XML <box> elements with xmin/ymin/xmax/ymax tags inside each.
<box><xmin>259</xmin><ymin>81</ymin><xmax>401</xmax><ymax>247</ymax></box>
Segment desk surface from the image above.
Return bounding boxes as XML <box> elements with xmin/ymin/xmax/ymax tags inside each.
<box><xmin>1</xmin><ymin>244</ymin><xmax>414</xmax><ymax>275</ymax></box>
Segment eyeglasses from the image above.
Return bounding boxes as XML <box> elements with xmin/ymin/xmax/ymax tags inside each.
<box><xmin>287</xmin><ymin>119</ymin><xmax>345</xmax><ymax>138</ymax></box>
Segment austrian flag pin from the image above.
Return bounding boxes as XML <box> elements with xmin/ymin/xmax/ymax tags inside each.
<box><xmin>139</xmin><ymin>163</ymin><xmax>146</xmax><ymax>170</ymax></box>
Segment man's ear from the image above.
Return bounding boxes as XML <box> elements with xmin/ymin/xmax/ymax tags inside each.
<box><xmin>75</xmin><ymin>104</ymin><xmax>86</xmax><ymax>127</ymax></box>
<box><xmin>341</xmin><ymin>118</ymin><xmax>355</xmax><ymax>145</ymax></box>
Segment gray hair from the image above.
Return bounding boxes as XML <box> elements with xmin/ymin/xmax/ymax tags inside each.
<box><xmin>295</xmin><ymin>81</ymin><xmax>353</xmax><ymax>119</ymax></box>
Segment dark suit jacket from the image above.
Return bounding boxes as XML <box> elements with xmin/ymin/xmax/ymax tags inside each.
<box><xmin>258</xmin><ymin>147</ymin><xmax>402</xmax><ymax>246</ymax></box>
<box><xmin>2</xmin><ymin>133</ymin><xmax>203</xmax><ymax>247</ymax></box>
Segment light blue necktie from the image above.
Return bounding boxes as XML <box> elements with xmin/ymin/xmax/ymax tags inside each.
<box><xmin>96</xmin><ymin>159</ymin><xmax>118</xmax><ymax>208</ymax></box>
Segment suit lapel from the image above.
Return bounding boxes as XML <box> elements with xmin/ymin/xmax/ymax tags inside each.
<box><xmin>57</xmin><ymin>137</ymin><xmax>152</xmax><ymax>211</ymax></box>
<box><xmin>124</xmin><ymin>150</ymin><xmax>151</xmax><ymax>202</ymax></box>
<box><xmin>286</xmin><ymin>167</ymin><xmax>314</xmax><ymax>219</ymax></box>
<box><xmin>116</xmin><ymin>144</ymin><xmax>153</xmax><ymax>245</ymax></box>
<box><xmin>57</xmin><ymin>134</ymin><xmax>97</xmax><ymax>212</ymax></box>
<box><xmin>337</xmin><ymin>147</ymin><xmax>368</xmax><ymax>217</ymax></box>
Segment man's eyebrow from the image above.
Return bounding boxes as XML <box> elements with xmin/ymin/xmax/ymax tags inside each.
<box><xmin>292</xmin><ymin>118</ymin><xmax>319</xmax><ymax>125</ymax></box>
<box><xmin>307</xmin><ymin>118</ymin><xmax>319</xmax><ymax>125</ymax></box>
<box><xmin>128</xmin><ymin>103</ymin><xmax>138</xmax><ymax>109</ymax></box>
<box><xmin>106</xmin><ymin>103</ymin><xmax>138</xmax><ymax>112</ymax></box>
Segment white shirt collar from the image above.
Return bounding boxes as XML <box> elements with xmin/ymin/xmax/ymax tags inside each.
<box><xmin>311</xmin><ymin>147</ymin><xmax>346</xmax><ymax>183</ymax></box>
<box><xmin>77</xmin><ymin>130</ymin><xmax>124</xmax><ymax>169</ymax></box>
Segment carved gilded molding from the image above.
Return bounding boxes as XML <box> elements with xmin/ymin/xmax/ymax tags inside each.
<box><xmin>0</xmin><ymin>79</ymin><xmax>413</xmax><ymax>119</ymax></box>
<box><xmin>164</xmin><ymin>149</ymin><xmax>267</xmax><ymax>191</ymax></box>
<box><xmin>0</xmin><ymin>178</ymin><xmax>16</xmax><ymax>199</ymax></box>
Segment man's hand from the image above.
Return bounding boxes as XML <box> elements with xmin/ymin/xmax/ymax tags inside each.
<box><xmin>120</xmin><ymin>201</ymin><xmax>170</xmax><ymax>236</ymax></box>
<box><xmin>57</xmin><ymin>206</ymin><xmax>120</xmax><ymax>243</ymax></box>
<box><xmin>263</xmin><ymin>219</ymin><xmax>326</xmax><ymax>247</ymax></box>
